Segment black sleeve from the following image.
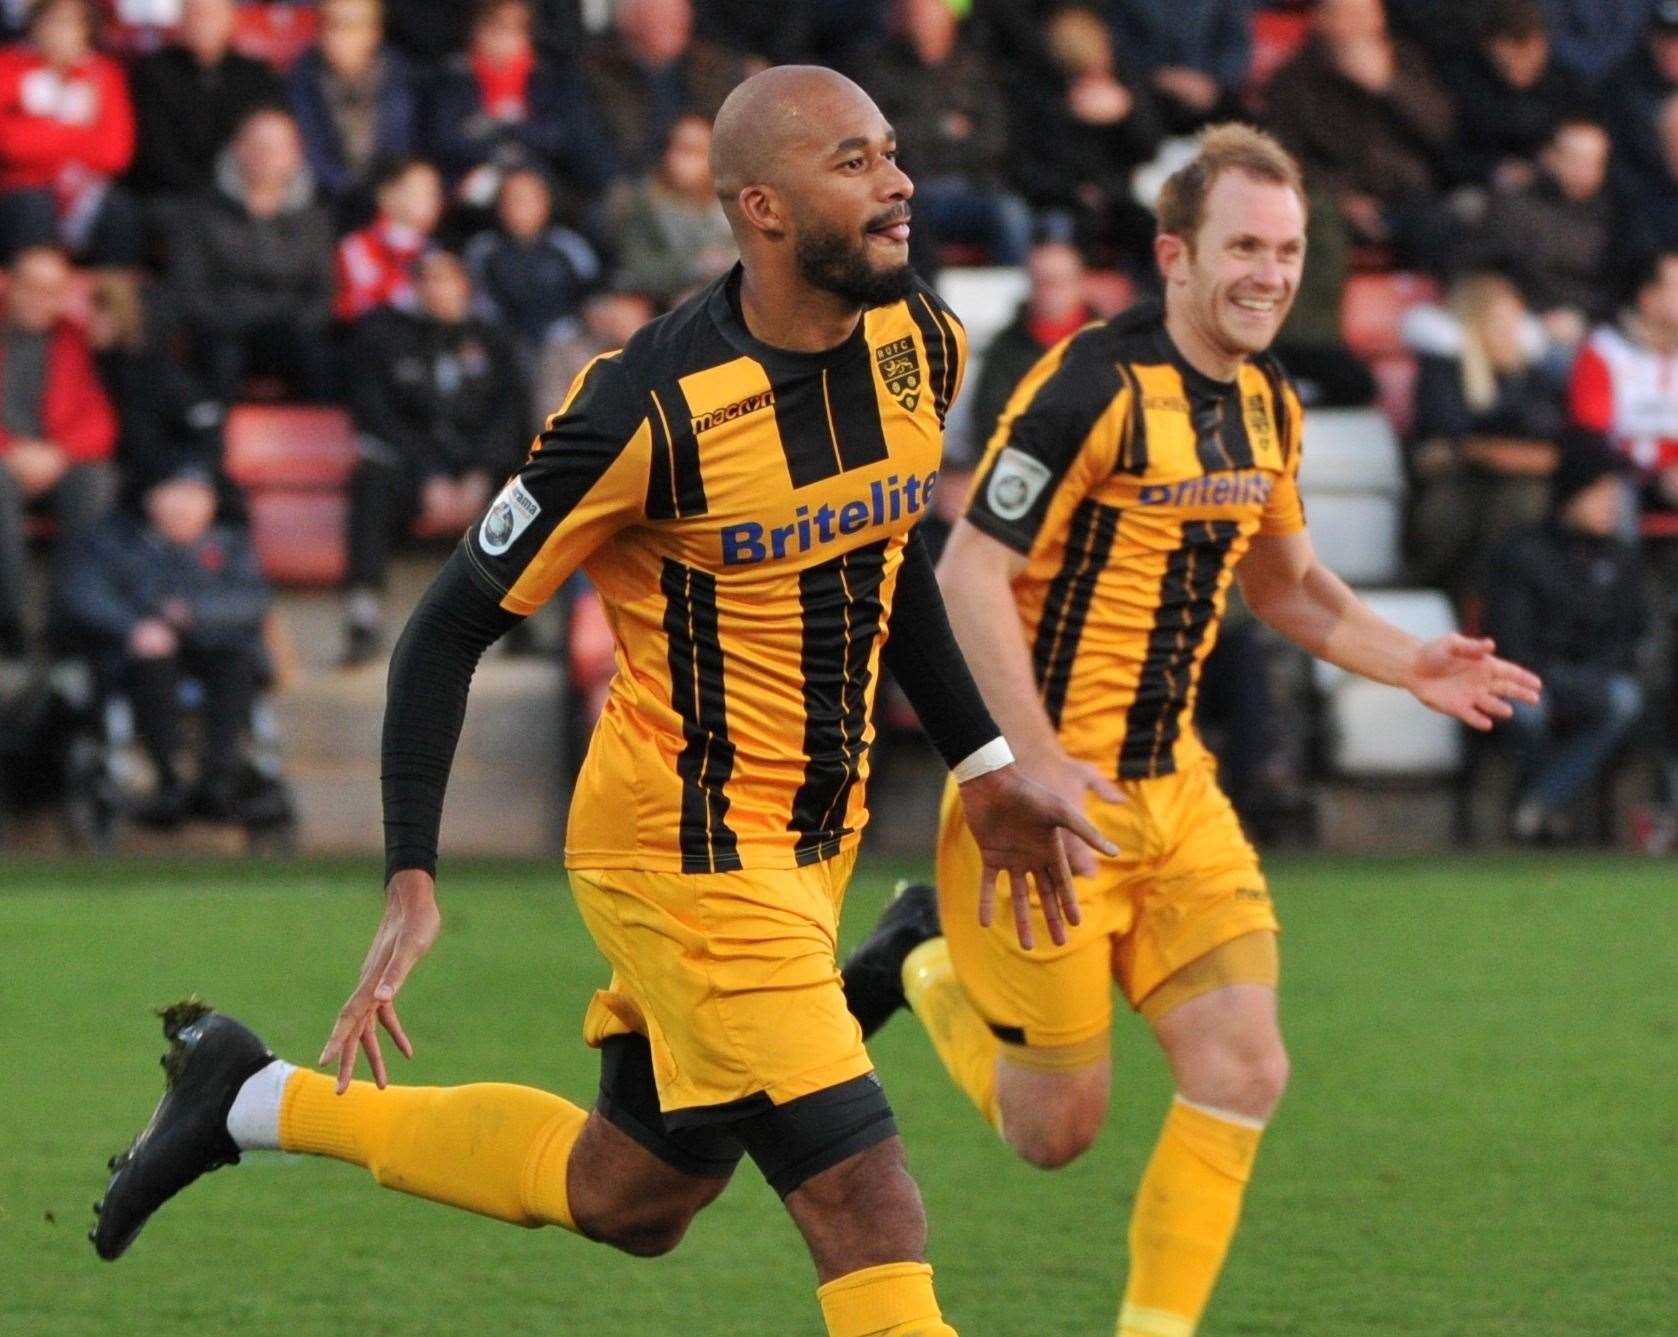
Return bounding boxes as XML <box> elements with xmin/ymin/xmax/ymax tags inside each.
<box><xmin>381</xmin><ymin>547</ymin><xmax>523</xmax><ymax>883</ymax></box>
<box><xmin>882</xmin><ymin>528</ymin><xmax>1002</xmax><ymax>770</ymax></box>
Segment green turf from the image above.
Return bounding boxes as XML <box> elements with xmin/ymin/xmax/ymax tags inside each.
<box><xmin>2</xmin><ymin>854</ymin><xmax>1672</xmax><ymax>1335</ymax></box>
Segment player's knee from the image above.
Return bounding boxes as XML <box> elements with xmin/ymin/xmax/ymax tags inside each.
<box><xmin>1201</xmin><ymin>1040</ymin><xmax>1288</xmax><ymax>1121</ymax></box>
<box><xmin>581</xmin><ymin>1186</ymin><xmax>719</xmax><ymax>1257</ymax></box>
<box><xmin>1002</xmin><ymin>1089</ymin><xmax>1104</xmax><ymax>1170</ymax></box>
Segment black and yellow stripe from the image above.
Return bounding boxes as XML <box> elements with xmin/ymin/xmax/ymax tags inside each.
<box><xmin>789</xmin><ymin>540</ymin><xmax>889</xmax><ymax>864</ymax></box>
<box><xmin>908</xmin><ymin>288</ymin><xmax>959</xmax><ymax>425</ymax></box>
<box><xmin>1031</xmin><ymin>500</ymin><xmax>1122</xmax><ymax>727</ymax></box>
<box><xmin>661</xmin><ymin>558</ymin><xmax>741</xmax><ymax>872</ymax></box>
<box><xmin>1118</xmin><ymin>519</ymin><xmax>1240</xmax><ymax>780</ymax></box>
<box><xmin>770</xmin><ymin>343</ymin><xmax>892</xmax><ymax>488</ymax></box>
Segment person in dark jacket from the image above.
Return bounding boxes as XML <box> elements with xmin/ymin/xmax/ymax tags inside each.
<box><xmin>463</xmin><ymin>163</ymin><xmax>601</xmax><ymax>375</ymax></box>
<box><xmin>85</xmin><ymin>269</ymin><xmax>237</xmax><ymax>518</ymax></box>
<box><xmin>52</xmin><ymin>462</ymin><xmax>272</xmax><ymax>825</ymax></box>
<box><xmin>341</xmin><ymin>249</ymin><xmax>527</xmax><ymax>665</ymax></box>
<box><xmin>1104</xmin><ymin>0</ymin><xmax>1252</xmax><ymax>133</ymax></box>
<box><xmin>1483</xmin><ymin>443</ymin><xmax>1648</xmax><ymax>841</ymax></box>
<box><xmin>287</xmin><ymin>0</ymin><xmax>421</xmax><ymax>225</ymax></box>
<box><xmin>852</xmin><ymin>0</ymin><xmax>1031</xmax><ymax>265</ymax></box>
<box><xmin>169</xmin><ymin>108</ymin><xmax>336</xmax><ymax>403</ymax></box>
<box><xmin>960</xmin><ymin>239</ymin><xmax>1088</xmax><ymax>464</ymax></box>
<box><xmin>1264</xmin><ymin>0</ymin><xmax>1458</xmax><ymax>271</ymax></box>
<box><xmin>1465</xmin><ymin>116</ymin><xmax>1615</xmax><ymax>335</ymax></box>
<box><xmin>581</xmin><ymin>0</ymin><xmax>744</xmax><ymax>177</ymax></box>
<box><xmin>127</xmin><ymin>0</ymin><xmax>284</xmax><ymax>198</ymax></box>
<box><xmin>1439</xmin><ymin>0</ymin><xmax>1596</xmax><ymax>190</ymax></box>
<box><xmin>1604</xmin><ymin>0</ymin><xmax>1678</xmax><ymax>187</ymax></box>
<box><xmin>1404</xmin><ymin>271</ymin><xmax>1563</xmax><ymax>597</ymax></box>
<box><xmin>425</xmin><ymin>0</ymin><xmax>614</xmax><ymax>208</ymax></box>
<box><xmin>1003</xmin><ymin>4</ymin><xmax>1163</xmax><ymax>266</ymax></box>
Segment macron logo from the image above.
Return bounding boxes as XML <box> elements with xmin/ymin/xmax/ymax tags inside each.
<box><xmin>691</xmin><ymin>389</ymin><xmax>776</xmax><ymax>435</ymax></box>
<box><xmin>722</xmin><ymin>470</ymin><xmax>938</xmax><ymax>565</ymax></box>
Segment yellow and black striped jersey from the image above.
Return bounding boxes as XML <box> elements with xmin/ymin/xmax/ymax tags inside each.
<box><xmin>964</xmin><ymin>302</ymin><xmax>1305</xmax><ymax>782</ymax></box>
<box><xmin>462</xmin><ymin>264</ymin><xmax>966</xmax><ymax>872</ymax></box>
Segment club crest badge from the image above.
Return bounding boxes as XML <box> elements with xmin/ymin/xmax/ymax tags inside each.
<box><xmin>875</xmin><ymin>336</ymin><xmax>922</xmax><ymax>412</ymax></box>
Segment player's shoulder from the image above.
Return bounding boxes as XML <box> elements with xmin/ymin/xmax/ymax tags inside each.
<box><xmin>905</xmin><ymin>271</ymin><xmax>967</xmax><ymax>333</ymax></box>
<box><xmin>1248</xmin><ymin>346</ymin><xmax>1302</xmax><ymax>403</ymax></box>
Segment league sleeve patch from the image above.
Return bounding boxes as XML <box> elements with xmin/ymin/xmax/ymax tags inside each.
<box><xmin>479</xmin><ymin>478</ymin><xmax>542</xmax><ymax>555</ymax></box>
<box><xmin>984</xmin><ymin>447</ymin><xmax>1053</xmax><ymax>522</ymax></box>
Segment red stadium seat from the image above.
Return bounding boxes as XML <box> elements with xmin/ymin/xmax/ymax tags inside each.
<box><xmin>224</xmin><ymin>404</ymin><xmax>357</xmax><ymax>490</ymax></box>
<box><xmin>1247</xmin><ymin>9</ymin><xmax>1311</xmax><ymax>98</ymax></box>
<box><xmin>232</xmin><ymin>3</ymin><xmax>320</xmax><ymax>71</ymax></box>
<box><xmin>245</xmin><ymin>490</ymin><xmax>348</xmax><ymax>588</ymax></box>
<box><xmin>1340</xmin><ymin>272</ymin><xmax>1441</xmax><ymax>361</ymax></box>
<box><xmin>224</xmin><ymin>405</ymin><xmax>356</xmax><ymax>586</ymax></box>
<box><xmin>1370</xmin><ymin>353</ymin><xmax>1419</xmax><ymax>438</ymax></box>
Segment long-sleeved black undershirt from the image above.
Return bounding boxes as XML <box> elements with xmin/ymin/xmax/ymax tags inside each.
<box><xmin>381</xmin><ymin>533</ymin><xmax>1001</xmax><ymax>883</ymax></box>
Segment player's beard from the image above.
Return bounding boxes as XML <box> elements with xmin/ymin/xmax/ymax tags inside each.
<box><xmin>795</xmin><ymin>209</ymin><xmax>916</xmax><ymax>309</ymax></box>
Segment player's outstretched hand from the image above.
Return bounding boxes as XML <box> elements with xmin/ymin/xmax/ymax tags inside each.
<box><xmin>1403</xmin><ymin>634</ymin><xmax>1543</xmax><ymax>731</ymax></box>
<box><xmin>319</xmin><ymin>869</ymin><xmax>441</xmax><ymax>1094</ymax></box>
<box><xmin>959</xmin><ymin>764</ymin><xmax>1118</xmax><ymax>951</ymax></box>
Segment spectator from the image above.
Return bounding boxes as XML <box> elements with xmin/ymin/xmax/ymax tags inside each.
<box><xmin>0</xmin><ymin>244</ymin><xmax>116</xmax><ymax>655</ymax></box>
<box><xmin>341</xmin><ymin>249</ymin><xmax>526</xmax><ymax>666</ymax></box>
<box><xmin>1264</xmin><ymin>0</ymin><xmax>1459</xmax><ymax>271</ymax></box>
<box><xmin>464</xmin><ymin>163</ymin><xmax>600</xmax><ymax>360</ymax></box>
<box><xmin>1274</xmin><ymin>179</ymin><xmax>1378</xmax><ymax>408</ymax></box>
<box><xmin>1404</xmin><ymin>271</ymin><xmax>1563</xmax><ymax>594</ymax></box>
<box><xmin>1604</xmin><ymin>0</ymin><xmax>1678</xmax><ymax>187</ymax></box>
<box><xmin>1618</xmin><ymin>90</ymin><xmax>1678</xmax><ymax>255</ymax></box>
<box><xmin>1569</xmin><ymin>249</ymin><xmax>1678</xmax><ymax>514</ymax></box>
<box><xmin>1443</xmin><ymin>0</ymin><xmax>1596</xmax><ymax>191</ymax></box>
<box><xmin>127</xmin><ymin>0</ymin><xmax>283</xmax><ymax>201</ymax></box>
<box><xmin>383</xmin><ymin>0</ymin><xmax>583</xmax><ymax>67</ymax></box>
<box><xmin>852</xmin><ymin>0</ymin><xmax>1030</xmax><ymax>266</ymax></box>
<box><xmin>333</xmin><ymin>156</ymin><xmax>443</xmax><ymax>323</ymax></box>
<box><xmin>961</xmin><ymin>239</ymin><xmax>1089</xmax><ymax>464</ymax></box>
<box><xmin>606</xmin><ymin>114</ymin><xmax>734</xmax><ymax>308</ymax></box>
<box><xmin>694</xmin><ymin>0</ymin><xmax>821</xmax><ymax>66</ymax></box>
<box><xmin>1483</xmin><ymin>443</ymin><xmax>1647</xmax><ymax>843</ymax></box>
<box><xmin>287</xmin><ymin>0</ymin><xmax>421</xmax><ymax>221</ymax></box>
<box><xmin>52</xmin><ymin>462</ymin><xmax>273</xmax><ymax>826</ymax></box>
<box><xmin>1466</xmin><ymin>116</ymin><xmax>1615</xmax><ymax>343</ymax></box>
<box><xmin>1003</xmin><ymin>4</ymin><xmax>1163</xmax><ymax>266</ymax></box>
<box><xmin>582</xmin><ymin>0</ymin><xmax>743</xmax><ymax>177</ymax></box>
<box><xmin>534</xmin><ymin>285</ymin><xmax>653</xmax><ymax>420</ymax></box>
<box><xmin>170</xmin><ymin>108</ymin><xmax>335</xmax><ymax>404</ymax></box>
<box><xmin>1539</xmin><ymin>0</ymin><xmax>1657</xmax><ymax>85</ymax></box>
<box><xmin>1104</xmin><ymin>0</ymin><xmax>1252</xmax><ymax>134</ymax></box>
<box><xmin>86</xmin><ymin>269</ymin><xmax>231</xmax><ymax>511</ymax></box>
<box><xmin>426</xmin><ymin>0</ymin><xmax>614</xmax><ymax>210</ymax></box>
<box><xmin>0</xmin><ymin>0</ymin><xmax>139</xmax><ymax>264</ymax></box>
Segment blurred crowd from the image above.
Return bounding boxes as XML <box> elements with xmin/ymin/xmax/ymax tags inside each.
<box><xmin>0</xmin><ymin>0</ymin><xmax>1675</xmax><ymax>847</ymax></box>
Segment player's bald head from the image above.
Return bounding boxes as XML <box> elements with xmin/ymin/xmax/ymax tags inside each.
<box><xmin>710</xmin><ymin>65</ymin><xmax>884</xmax><ymax>216</ymax></box>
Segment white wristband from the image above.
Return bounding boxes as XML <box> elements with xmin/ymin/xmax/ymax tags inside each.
<box><xmin>952</xmin><ymin>736</ymin><xmax>1014</xmax><ymax>784</ymax></box>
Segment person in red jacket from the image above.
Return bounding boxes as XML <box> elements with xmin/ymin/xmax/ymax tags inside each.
<box><xmin>0</xmin><ymin>0</ymin><xmax>140</xmax><ymax>265</ymax></box>
<box><xmin>332</xmin><ymin>156</ymin><xmax>443</xmax><ymax>323</ymax></box>
<box><xmin>0</xmin><ymin>243</ymin><xmax>117</xmax><ymax>655</ymax></box>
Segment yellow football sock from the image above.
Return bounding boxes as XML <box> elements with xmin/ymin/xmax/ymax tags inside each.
<box><xmin>901</xmin><ymin>937</ymin><xmax>1001</xmax><ymax>1133</ymax></box>
<box><xmin>1118</xmin><ymin>1096</ymin><xmax>1264</xmax><ymax>1337</ymax></box>
<box><xmin>817</xmin><ymin>1261</ymin><xmax>958</xmax><ymax>1336</ymax></box>
<box><xmin>279</xmin><ymin>1067</ymin><xmax>586</xmax><ymax>1230</ymax></box>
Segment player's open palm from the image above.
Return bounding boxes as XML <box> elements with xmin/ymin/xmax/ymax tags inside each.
<box><xmin>1404</xmin><ymin>634</ymin><xmax>1542</xmax><ymax>730</ymax></box>
<box><xmin>320</xmin><ymin>869</ymin><xmax>441</xmax><ymax>1093</ymax></box>
<box><xmin>959</xmin><ymin>765</ymin><xmax>1118</xmax><ymax>951</ymax></box>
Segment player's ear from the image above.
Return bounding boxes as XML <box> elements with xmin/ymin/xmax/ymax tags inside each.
<box><xmin>1155</xmin><ymin>231</ymin><xmax>1190</xmax><ymax>287</ymax></box>
<box><xmin>738</xmin><ymin>184</ymin><xmax>787</xmax><ymax>240</ymax></box>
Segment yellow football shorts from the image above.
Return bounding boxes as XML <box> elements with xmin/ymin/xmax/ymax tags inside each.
<box><xmin>937</xmin><ymin>753</ymin><xmax>1279</xmax><ymax>1058</ymax></box>
<box><xmin>569</xmin><ymin>847</ymin><xmax>872</xmax><ymax>1123</ymax></box>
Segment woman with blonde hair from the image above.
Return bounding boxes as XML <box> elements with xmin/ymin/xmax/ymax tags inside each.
<box><xmin>1404</xmin><ymin>269</ymin><xmax>1563</xmax><ymax>596</ymax></box>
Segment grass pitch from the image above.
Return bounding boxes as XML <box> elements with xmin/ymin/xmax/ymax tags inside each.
<box><xmin>2</xmin><ymin>854</ymin><xmax>1672</xmax><ymax>1335</ymax></box>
